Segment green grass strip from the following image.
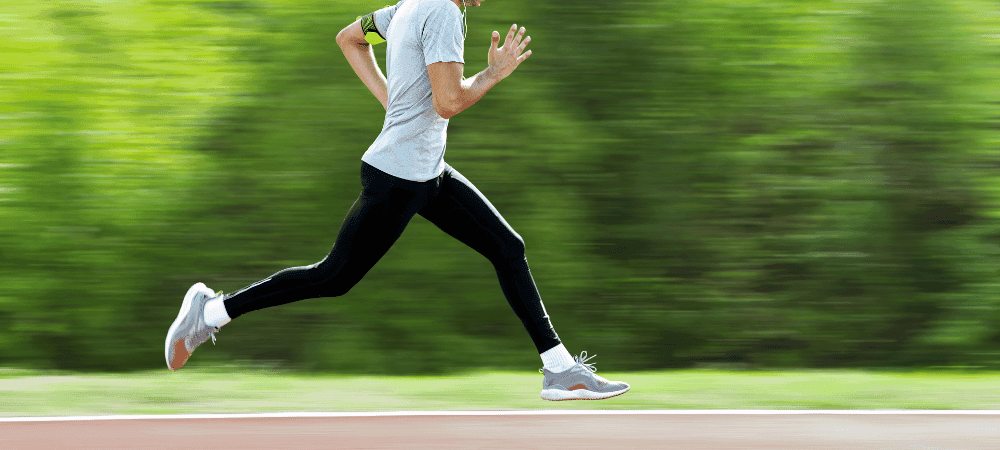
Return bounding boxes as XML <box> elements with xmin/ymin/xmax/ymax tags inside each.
<box><xmin>2</xmin><ymin>368</ymin><xmax>1000</xmax><ymax>416</ymax></box>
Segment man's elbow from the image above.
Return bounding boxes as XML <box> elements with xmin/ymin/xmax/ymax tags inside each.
<box><xmin>433</xmin><ymin>97</ymin><xmax>460</xmax><ymax>120</ymax></box>
<box><xmin>336</xmin><ymin>31</ymin><xmax>352</xmax><ymax>48</ymax></box>
<box><xmin>435</xmin><ymin>105</ymin><xmax>456</xmax><ymax>120</ymax></box>
<box><xmin>336</xmin><ymin>28</ymin><xmax>362</xmax><ymax>48</ymax></box>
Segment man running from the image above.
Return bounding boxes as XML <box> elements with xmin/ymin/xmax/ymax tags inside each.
<box><xmin>165</xmin><ymin>0</ymin><xmax>629</xmax><ymax>401</ymax></box>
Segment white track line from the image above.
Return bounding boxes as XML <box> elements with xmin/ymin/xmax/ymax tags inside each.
<box><xmin>3</xmin><ymin>410</ymin><xmax>1000</xmax><ymax>422</ymax></box>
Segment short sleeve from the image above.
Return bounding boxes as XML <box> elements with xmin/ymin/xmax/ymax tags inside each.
<box><xmin>372</xmin><ymin>1</ymin><xmax>403</xmax><ymax>38</ymax></box>
<box><xmin>421</xmin><ymin>2</ymin><xmax>465</xmax><ymax>66</ymax></box>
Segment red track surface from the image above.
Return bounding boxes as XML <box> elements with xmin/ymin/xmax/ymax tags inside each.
<box><xmin>2</xmin><ymin>414</ymin><xmax>998</xmax><ymax>449</ymax></box>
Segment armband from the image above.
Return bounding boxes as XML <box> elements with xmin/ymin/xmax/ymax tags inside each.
<box><xmin>356</xmin><ymin>13</ymin><xmax>387</xmax><ymax>45</ymax></box>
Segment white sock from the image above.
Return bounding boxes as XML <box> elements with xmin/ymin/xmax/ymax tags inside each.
<box><xmin>203</xmin><ymin>295</ymin><xmax>231</xmax><ymax>329</ymax></box>
<box><xmin>540</xmin><ymin>343</ymin><xmax>576</xmax><ymax>373</ymax></box>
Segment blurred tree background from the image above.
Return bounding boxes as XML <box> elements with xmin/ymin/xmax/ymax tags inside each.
<box><xmin>2</xmin><ymin>0</ymin><xmax>1000</xmax><ymax>372</ymax></box>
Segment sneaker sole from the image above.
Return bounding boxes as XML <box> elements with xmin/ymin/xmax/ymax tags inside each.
<box><xmin>165</xmin><ymin>282</ymin><xmax>207</xmax><ymax>371</ymax></box>
<box><xmin>540</xmin><ymin>385</ymin><xmax>630</xmax><ymax>401</ymax></box>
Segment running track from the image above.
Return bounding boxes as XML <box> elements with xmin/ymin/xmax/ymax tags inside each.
<box><xmin>2</xmin><ymin>411</ymin><xmax>998</xmax><ymax>449</ymax></box>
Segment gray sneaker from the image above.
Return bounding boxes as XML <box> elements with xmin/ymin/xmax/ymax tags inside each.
<box><xmin>540</xmin><ymin>352</ymin><xmax>630</xmax><ymax>401</ymax></box>
<box><xmin>165</xmin><ymin>282</ymin><xmax>221</xmax><ymax>371</ymax></box>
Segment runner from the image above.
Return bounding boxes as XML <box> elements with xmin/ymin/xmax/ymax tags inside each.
<box><xmin>165</xmin><ymin>0</ymin><xmax>629</xmax><ymax>401</ymax></box>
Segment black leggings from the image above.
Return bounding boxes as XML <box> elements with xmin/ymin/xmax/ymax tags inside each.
<box><xmin>223</xmin><ymin>162</ymin><xmax>561</xmax><ymax>353</ymax></box>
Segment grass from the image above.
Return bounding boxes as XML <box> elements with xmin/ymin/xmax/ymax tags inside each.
<box><xmin>2</xmin><ymin>367</ymin><xmax>1000</xmax><ymax>417</ymax></box>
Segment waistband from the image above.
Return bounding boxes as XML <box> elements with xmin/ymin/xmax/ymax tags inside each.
<box><xmin>361</xmin><ymin>161</ymin><xmax>444</xmax><ymax>190</ymax></box>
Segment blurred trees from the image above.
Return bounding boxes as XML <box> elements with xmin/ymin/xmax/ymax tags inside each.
<box><xmin>1</xmin><ymin>0</ymin><xmax>999</xmax><ymax>372</ymax></box>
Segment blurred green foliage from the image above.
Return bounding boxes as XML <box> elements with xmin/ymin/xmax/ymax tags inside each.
<box><xmin>2</xmin><ymin>0</ymin><xmax>1000</xmax><ymax>372</ymax></box>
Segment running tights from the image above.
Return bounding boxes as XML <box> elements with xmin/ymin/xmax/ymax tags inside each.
<box><xmin>222</xmin><ymin>162</ymin><xmax>561</xmax><ymax>353</ymax></box>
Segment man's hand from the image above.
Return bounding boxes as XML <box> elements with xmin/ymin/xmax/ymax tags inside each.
<box><xmin>488</xmin><ymin>23</ymin><xmax>532</xmax><ymax>80</ymax></box>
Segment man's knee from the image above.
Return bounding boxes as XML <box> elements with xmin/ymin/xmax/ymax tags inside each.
<box><xmin>495</xmin><ymin>233</ymin><xmax>526</xmax><ymax>262</ymax></box>
<box><xmin>317</xmin><ymin>281</ymin><xmax>353</xmax><ymax>298</ymax></box>
<box><xmin>313</xmin><ymin>269</ymin><xmax>357</xmax><ymax>297</ymax></box>
<box><xmin>309</xmin><ymin>258</ymin><xmax>357</xmax><ymax>298</ymax></box>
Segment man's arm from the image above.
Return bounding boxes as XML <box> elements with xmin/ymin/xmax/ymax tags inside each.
<box><xmin>336</xmin><ymin>20</ymin><xmax>389</xmax><ymax>110</ymax></box>
<box><xmin>427</xmin><ymin>24</ymin><xmax>532</xmax><ymax>120</ymax></box>
<box><xmin>427</xmin><ymin>63</ymin><xmax>499</xmax><ymax>120</ymax></box>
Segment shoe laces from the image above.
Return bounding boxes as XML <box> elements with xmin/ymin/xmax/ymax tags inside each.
<box><xmin>190</xmin><ymin>325</ymin><xmax>219</xmax><ymax>348</ymax></box>
<box><xmin>539</xmin><ymin>351</ymin><xmax>599</xmax><ymax>374</ymax></box>
<box><xmin>574</xmin><ymin>351</ymin><xmax>597</xmax><ymax>373</ymax></box>
<box><xmin>201</xmin><ymin>291</ymin><xmax>224</xmax><ymax>346</ymax></box>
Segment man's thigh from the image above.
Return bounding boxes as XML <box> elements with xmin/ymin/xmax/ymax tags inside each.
<box><xmin>418</xmin><ymin>166</ymin><xmax>523</xmax><ymax>259</ymax></box>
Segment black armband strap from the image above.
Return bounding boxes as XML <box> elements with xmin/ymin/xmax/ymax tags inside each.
<box><xmin>357</xmin><ymin>13</ymin><xmax>386</xmax><ymax>45</ymax></box>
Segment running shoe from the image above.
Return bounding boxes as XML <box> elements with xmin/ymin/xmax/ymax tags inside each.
<box><xmin>165</xmin><ymin>282</ymin><xmax>221</xmax><ymax>371</ymax></box>
<box><xmin>540</xmin><ymin>351</ymin><xmax>630</xmax><ymax>401</ymax></box>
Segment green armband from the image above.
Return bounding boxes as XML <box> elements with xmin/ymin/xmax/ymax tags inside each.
<box><xmin>356</xmin><ymin>13</ymin><xmax>387</xmax><ymax>45</ymax></box>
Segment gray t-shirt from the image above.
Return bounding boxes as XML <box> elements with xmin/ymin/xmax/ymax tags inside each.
<box><xmin>361</xmin><ymin>0</ymin><xmax>465</xmax><ymax>182</ymax></box>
